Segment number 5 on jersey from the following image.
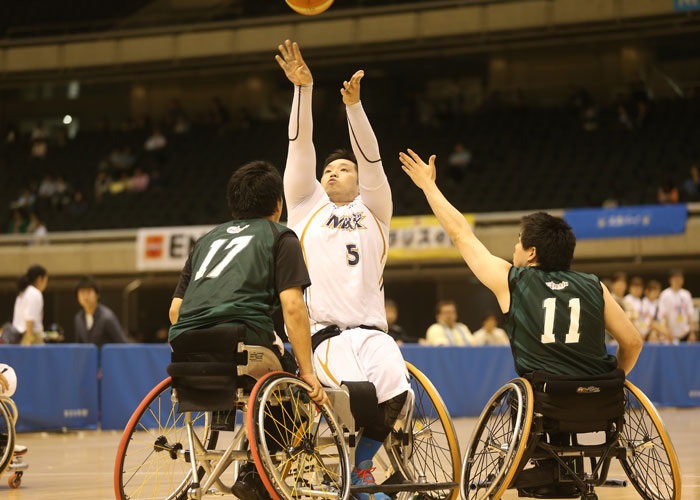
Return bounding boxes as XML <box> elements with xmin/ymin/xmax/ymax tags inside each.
<box><xmin>541</xmin><ymin>297</ymin><xmax>581</xmax><ymax>344</ymax></box>
<box><xmin>194</xmin><ymin>235</ymin><xmax>254</xmax><ymax>280</ymax></box>
<box><xmin>346</xmin><ymin>244</ymin><xmax>360</xmax><ymax>266</ymax></box>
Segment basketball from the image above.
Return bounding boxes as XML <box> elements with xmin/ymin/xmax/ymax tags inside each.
<box><xmin>285</xmin><ymin>0</ymin><xmax>334</xmax><ymax>16</ymax></box>
<box><xmin>0</xmin><ymin>364</ymin><xmax>17</xmax><ymax>398</ymax></box>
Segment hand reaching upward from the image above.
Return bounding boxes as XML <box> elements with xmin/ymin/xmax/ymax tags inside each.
<box><xmin>341</xmin><ymin>70</ymin><xmax>364</xmax><ymax>106</ymax></box>
<box><xmin>276</xmin><ymin>40</ymin><xmax>313</xmax><ymax>86</ymax></box>
<box><xmin>399</xmin><ymin>149</ymin><xmax>437</xmax><ymax>191</ymax></box>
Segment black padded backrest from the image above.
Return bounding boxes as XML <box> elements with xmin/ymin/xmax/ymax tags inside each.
<box><xmin>168</xmin><ymin>326</ymin><xmax>247</xmax><ymax>412</ymax></box>
<box><xmin>525</xmin><ymin>369</ymin><xmax>625</xmax><ymax>433</ymax></box>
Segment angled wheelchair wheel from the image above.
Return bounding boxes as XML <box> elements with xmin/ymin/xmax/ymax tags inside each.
<box><xmin>461</xmin><ymin>378</ymin><xmax>533</xmax><ymax>500</ymax></box>
<box><xmin>114</xmin><ymin>377</ymin><xmax>216</xmax><ymax>500</ymax></box>
<box><xmin>248</xmin><ymin>371</ymin><xmax>351</xmax><ymax>500</ymax></box>
<box><xmin>0</xmin><ymin>398</ymin><xmax>16</xmax><ymax>477</ymax></box>
<box><xmin>620</xmin><ymin>381</ymin><xmax>681</xmax><ymax>500</ymax></box>
<box><xmin>385</xmin><ymin>362</ymin><xmax>461</xmax><ymax>500</ymax></box>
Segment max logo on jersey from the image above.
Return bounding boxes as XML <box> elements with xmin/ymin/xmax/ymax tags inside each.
<box><xmin>546</xmin><ymin>281</ymin><xmax>569</xmax><ymax>291</ymax></box>
<box><xmin>227</xmin><ymin>224</ymin><xmax>249</xmax><ymax>234</ymax></box>
<box><xmin>323</xmin><ymin>213</ymin><xmax>367</xmax><ymax>231</ymax></box>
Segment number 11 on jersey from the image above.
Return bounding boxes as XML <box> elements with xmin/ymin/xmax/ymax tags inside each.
<box><xmin>541</xmin><ymin>297</ymin><xmax>581</xmax><ymax>344</ymax></box>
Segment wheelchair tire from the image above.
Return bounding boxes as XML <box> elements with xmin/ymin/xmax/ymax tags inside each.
<box><xmin>460</xmin><ymin>378</ymin><xmax>533</xmax><ymax>500</ymax></box>
<box><xmin>114</xmin><ymin>377</ymin><xmax>217</xmax><ymax>500</ymax></box>
<box><xmin>0</xmin><ymin>399</ymin><xmax>16</xmax><ymax>477</ymax></box>
<box><xmin>384</xmin><ymin>362</ymin><xmax>462</xmax><ymax>500</ymax></box>
<box><xmin>248</xmin><ymin>371</ymin><xmax>351</xmax><ymax>500</ymax></box>
<box><xmin>619</xmin><ymin>380</ymin><xmax>681</xmax><ymax>500</ymax></box>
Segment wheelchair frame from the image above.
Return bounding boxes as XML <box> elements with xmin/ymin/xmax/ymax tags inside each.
<box><xmin>0</xmin><ymin>396</ymin><xmax>28</xmax><ymax>489</ymax></box>
<box><xmin>461</xmin><ymin>377</ymin><xmax>681</xmax><ymax>500</ymax></box>
<box><xmin>115</xmin><ymin>344</ymin><xmax>461</xmax><ymax>500</ymax></box>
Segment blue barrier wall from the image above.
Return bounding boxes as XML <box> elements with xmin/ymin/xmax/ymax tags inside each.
<box><xmin>101</xmin><ymin>344</ymin><xmax>170</xmax><ymax>430</ymax></box>
<box><xmin>2</xmin><ymin>343</ymin><xmax>699</xmax><ymax>431</ymax></box>
<box><xmin>1</xmin><ymin>345</ymin><xmax>98</xmax><ymax>432</ymax></box>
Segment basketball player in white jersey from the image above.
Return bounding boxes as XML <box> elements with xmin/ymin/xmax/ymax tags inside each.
<box><xmin>276</xmin><ymin>40</ymin><xmax>409</xmax><ymax>499</ymax></box>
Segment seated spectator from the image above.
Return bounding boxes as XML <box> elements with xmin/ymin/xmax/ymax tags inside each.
<box><xmin>657</xmin><ymin>180</ymin><xmax>679</xmax><ymax>204</ymax></box>
<box><xmin>11</xmin><ymin>188</ymin><xmax>36</xmax><ymax>211</ymax></box>
<box><xmin>109</xmin><ymin>147</ymin><xmax>136</xmax><ymax>170</ymax></box>
<box><xmin>94</xmin><ymin>171</ymin><xmax>111</xmax><ymax>202</ymax></box>
<box><xmin>27</xmin><ymin>213</ymin><xmax>47</xmax><ymax>244</ymax></box>
<box><xmin>472</xmin><ymin>313</ymin><xmax>509</xmax><ymax>346</ymax></box>
<box><xmin>425</xmin><ymin>300</ymin><xmax>474</xmax><ymax>346</ymax></box>
<box><xmin>70</xmin><ymin>191</ymin><xmax>89</xmax><ymax>216</ymax></box>
<box><xmin>385</xmin><ymin>299</ymin><xmax>411</xmax><ymax>344</ymax></box>
<box><xmin>447</xmin><ymin>142</ymin><xmax>471</xmax><ymax>181</ymax></box>
<box><xmin>624</xmin><ymin>276</ymin><xmax>644</xmax><ymax>331</ymax></box>
<box><xmin>74</xmin><ymin>276</ymin><xmax>128</xmax><ymax>347</ymax></box>
<box><xmin>7</xmin><ymin>210</ymin><xmax>28</xmax><ymax>234</ymax></box>
<box><xmin>109</xmin><ymin>172</ymin><xmax>131</xmax><ymax>195</ymax></box>
<box><xmin>30</xmin><ymin>121</ymin><xmax>48</xmax><ymax>159</ymax></box>
<box><xmin>682</xmin><ymin>164</ymin><xmax>700</xmax><ymax>202</ymax></box>
<box><xmin>131</xmin><ymin>168</ymin><xmax>150</xmax><ymax>192</ymax></box>
<box><xmin>659</xmin><ymin>270</ymin><xmax>697</xmax><ymax>343</ymax></box>
<box><xmin>51</xmin><ymin>176</ymin><xmax>72</xmax><ymax>208</ymax></box>
<box><xmin>38</xmin><ymin>174</ymin><xmax>57</xmax><ymax>199</ymax></box>
<box><xmin>640</xmin><ymin>280</ymin><xmax>670</xmax><ymax>342</ymax></box>
<box><xmin>144</xmin><ymin>127</ymin><xmax>167</xmax><ymax>151</ymax></box>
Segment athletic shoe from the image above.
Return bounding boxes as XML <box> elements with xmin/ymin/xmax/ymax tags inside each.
<box><xmin>351</xmin><ymin>460</ymin><xmax>390</xmax><ymax>500</ymax></box>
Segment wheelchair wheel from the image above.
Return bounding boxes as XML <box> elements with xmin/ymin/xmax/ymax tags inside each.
<box><xmin>619</xmin><ymin>381</ymin><xmax>681</xmax><ymax>500</ymax></box>
<box><xmin>385</xmin><ymin>362</ymin><xmax>461</xmax><ymax>500</ymax></box>
<box><xmin>114</xmin><ymin>377</ymin><xmax>216</xmax><ymax>500</ymax></box>
<box><xmin>0</xmin><ymin>398</ymin><xmax>16</xmax><ymax>477</ymax></box>
<box><xmin>461</xmin><ymin>378</ymin><xmax>533</xmax><ymax>500</ymax></box>
<box><xmin>248</xmin><ymin>371</ymin><xmax>351</xmax><ymax>500</ymax></box>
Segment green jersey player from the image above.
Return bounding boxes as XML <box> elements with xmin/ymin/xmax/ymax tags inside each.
<box><xmin>399</xmin><ymin>149</ymin><xmax>642</xmax><ymax>377</ymax></box>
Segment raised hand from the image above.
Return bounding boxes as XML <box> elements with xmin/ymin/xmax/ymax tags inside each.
<box><xmin>399</xmin><ymin>149</ymin><xmax>438</xmax><ymax>190</ymax></box>
<box><xmin>341</xmin><ymin>70</ymin><xmax>364</xmax><ymax>106</ymax></box>
<box><xmin>276</xmin><ymin>40</ymin><xmax>313</xmax><ymax>86</ymax></box>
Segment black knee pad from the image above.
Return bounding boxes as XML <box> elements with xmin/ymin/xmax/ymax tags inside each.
<box><xmin>341</xmin><ymin>381</ymin><xmax>378</xmax><ymax>429</ymax></box>
<box><xmin>363</xmin><ymin>391</ymin><xmax>408</xmax><ymax>442</ymax></box>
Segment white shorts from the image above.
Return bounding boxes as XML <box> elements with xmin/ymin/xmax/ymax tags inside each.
<box><xmin>312</xmin><ymin>328</ymin><xmax>410</xmax><ymax>404</ymax></box>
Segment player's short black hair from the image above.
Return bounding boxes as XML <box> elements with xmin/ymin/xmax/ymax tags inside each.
<box><xmin>227</xmin><ymin>161</ymin><xmax>283</xmax><ymax>219</ymax></box>
<box><xmin>323</xmin><ymin>149</ymin><xmax>357</xmax><ymax>171</ymax></box>
<box><xmin>75</xmin><ymin>276</ymin><xmax>100</xmax><ymax>296</ymax></box>
<box><xmin>520</xmin><ymin>212</ymin><xmax>576</xmax><ymax>272</ymax></box>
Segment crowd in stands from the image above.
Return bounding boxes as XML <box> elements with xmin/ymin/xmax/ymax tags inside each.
<box><xmin>3</xmin><ymin>83</ymin><xmax>700</xmax><ymax>236</ymax></box>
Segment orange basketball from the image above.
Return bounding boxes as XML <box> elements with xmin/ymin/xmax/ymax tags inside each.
<box><xmin>285</xmin><ymin>0</ymin><xmax>334</xmax><ymax>16</ymax></box>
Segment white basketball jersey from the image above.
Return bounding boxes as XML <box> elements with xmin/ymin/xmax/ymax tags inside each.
<box><xmin>290</xmin><ymin>195</ymin><xmax>388</xmax><ymax>333</ymax></box>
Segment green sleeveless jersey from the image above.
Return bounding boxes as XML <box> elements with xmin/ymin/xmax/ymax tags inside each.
<box><xmin>169</xmin><ymin>219</ymin><xmax>291</xmax><ymax>343</ymax></box>
<box><xmin>506</xmin><ymin>266</ymin><xmax>617</xmax><ymax>376</ymax></box>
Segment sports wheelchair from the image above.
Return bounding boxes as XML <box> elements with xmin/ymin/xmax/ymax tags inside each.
<box><xmin>461</xmin><ymin>369</ymin><xmax>681</xmax><ymax>500</ymax></box>
<box><xmin>114</xmin><ymin>327</ymin><xmax>461</xmax><ymax>500</ymax></box>
<box><xmin>0</xmin><ymin>395</ymin><xmax>28</xmax><ymax>489</ymax></box>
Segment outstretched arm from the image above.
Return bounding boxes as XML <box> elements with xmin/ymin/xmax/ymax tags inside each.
<box><xmin>602</xmin><ymin>283</ymin><xmax>643</xmax><ymax>374</ymax></box>
<box><xmin>400</xmin><ymin>149</ymin><xmax>512</xmax><ymax>312</ymax></box>
<box><xmin>342</xmin><ymin>71</ymin><xmax>392</xmax><ymax>224</ymax></box>
<box><xmin>276</xmin><ymin>40</ymin><xmax>324</xmax><ymax>219</ymax></box>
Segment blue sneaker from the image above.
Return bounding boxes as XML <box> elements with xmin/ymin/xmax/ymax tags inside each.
<box><xmin>351</xmin><ymin>460</ymin><xmax>391</xmax><ymax>500</ymax></box>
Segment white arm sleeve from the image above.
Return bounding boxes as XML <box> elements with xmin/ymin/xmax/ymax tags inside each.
<box><xmin>346</xmin><ymin>101</ymin><xmax>392</xmax><ymax>224</ymax></box>
<box><xmin>285</xmin><ymin>85</ymin><xmax>325</xmax><ymax>225</ymax></box>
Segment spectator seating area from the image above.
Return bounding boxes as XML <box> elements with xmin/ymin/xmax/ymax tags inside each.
<box><xmin>3</xmin><ymin>95</ymin><xmax>700</xmax><ymax>233</ymax></box>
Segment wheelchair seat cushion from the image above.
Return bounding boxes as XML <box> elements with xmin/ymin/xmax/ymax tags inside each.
<box><xmin>168</xmin><ymin>326</ymin><xmax>248</xmax><ymax>412</ymax></box>
<box><xmin>525</xmin><ymin>369</ymin><xmax>625</xmax><ymax>432</ymax></box>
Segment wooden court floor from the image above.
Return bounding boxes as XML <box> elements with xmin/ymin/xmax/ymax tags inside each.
<box><xmin>2</xmin><ymin>407</ymin><xmax>698</xmax><ymax>500</ymax></box>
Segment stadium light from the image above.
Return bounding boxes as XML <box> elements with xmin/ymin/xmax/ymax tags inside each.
<box><xmin>63</xmin><ymin>114</ymin><xmax>73</xmax><ymax>125</ymax></box>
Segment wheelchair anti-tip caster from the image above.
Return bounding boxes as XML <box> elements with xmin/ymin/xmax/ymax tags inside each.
<box><xmin>8</xmin><ymin>471</ymin><xmax>22</xmax><ymax>489</ymax></box>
